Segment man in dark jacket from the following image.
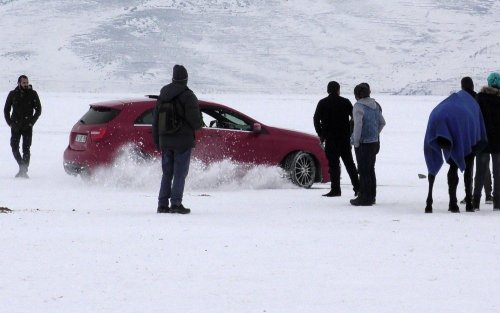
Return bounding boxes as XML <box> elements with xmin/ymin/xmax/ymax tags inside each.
<box><xmin>460</xmin><ymin>76</ymin><xmax>493</xmax><ymax>206</ymax></box>
<box><xmin>152</xmin><ymin>65</ymin><xmax>202</xmax><ymax>214</ymax></box>
<box><xmin>313</xmin><ymin>81</ymin><xmax>359</xmax><ymax>197</ymax></box>
<box><xmin>472</xmin><ymin>72</ymin><xmax>500</xmax><ymax>210</ymax></box>
<box><xmin>4</xmin><ymin>75</ymin><xmax>42</xmax><ymax>178</ymax></box>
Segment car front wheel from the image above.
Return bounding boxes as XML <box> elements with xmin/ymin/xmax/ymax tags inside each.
<box><xmin>284</xmin><ymin>152</ymin><xmax>316</xmax><ymax>188</ymax></box>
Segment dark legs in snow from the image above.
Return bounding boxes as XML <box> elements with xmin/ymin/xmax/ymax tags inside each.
<box><xmin>425</xmin><ymin>154</ymin><xmax>475</xmax><ymax>213</ymax></box>
<box><xmin>425</xmin><ymin>174</ymin><xmax>436</xmax><ymax>213</ymax></box>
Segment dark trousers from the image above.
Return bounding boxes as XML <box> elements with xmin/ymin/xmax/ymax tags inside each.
<box><xmin>354</xmin><ymin>142</ymin><xmax>380</xmax><ymax>202</ymax></box>
<box><xmin>473</xmin><ymin>153</ymin><xmax>492</xmax><ymax>197</ymax></box>
<box><xmin>158</xmin><ymin>148</ymin><xmax>192</xmax><ymax>207</ymax></box>
<box><xmin>325</xmin><ymin>140</ymin><xmax>359</xmax><ymax>193</ymax></box>
<box><xmin>11</xmin><ymin>126</ymin><xmax>32</xmax><ymax>169</ymax></box>
<box><xmin>474</xmin><ymin>152</ymin><xmax>500</xmax><ymax>204</ymax></box>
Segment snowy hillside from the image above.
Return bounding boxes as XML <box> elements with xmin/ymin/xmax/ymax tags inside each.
<box><xmin>0</xmin><ymin>0</ymin><xmax>499</xmax><ymax>94</ymax></box>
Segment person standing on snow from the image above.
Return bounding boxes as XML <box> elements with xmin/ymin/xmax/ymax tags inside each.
<box><xmin>4</xmin><ymin>75</ymin><xmax>42</xmax><ymax>178</ymax></box>
<box><xmin>313</xmin><ymin>81</ymin><xmax>359</xmax><ymax>197</ymax></box>
<box><xmin>152</xmin><ymin>65</ymin><xmax>202</xmax><ymax>214</ymax></box>
<box><xmin>350</xmin><ymin>83</ymin><xmax>385</xmax><ymax>206</ymax></box>
<box><xmin>460</xmin><ymin>76</ymin><xmax>493</xmax><ymax>206</ymax></box>
<box><xmin>472</xmin><ymin>72</ymin><xmax>500</xmax><ymax>210</ymax></box>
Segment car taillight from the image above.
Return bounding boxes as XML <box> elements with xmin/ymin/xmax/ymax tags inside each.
<box><xmin>90</xmin><ymin>127</ymin><xmax>108</xmax><ymax>141</ymax></box>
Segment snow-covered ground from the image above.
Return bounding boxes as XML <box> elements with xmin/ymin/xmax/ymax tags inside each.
<box><xmin>2</xmin><ymin>92</ymin><xmax>500</xmax><ymax>313</ymax></box>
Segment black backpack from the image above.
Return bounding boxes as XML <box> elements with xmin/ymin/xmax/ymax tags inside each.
<box><xmin>158</xmin><ymin>98</ymin><xmax>183</xmax><ymax>134</ymax></box>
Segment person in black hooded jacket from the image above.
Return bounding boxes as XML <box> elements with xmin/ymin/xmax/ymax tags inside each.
<box><xmin>152</xmin><ymin>65</ymin><xmax>202</xmax><ymax>214</ymax></box>
<box><xmin>460</xmin><ymin>76</ymin><xmax>493</xmax><ymax>206</ymax></box>
<box><xmin>313</xmin><ymin>81</ymin><xmax>359</xmax><ymax>197</ymax></box>
<box><xmin>472</xmin><ymin>72</ymin><xmax>500</xmax><ymax>210</ymax></box>
<box><xmin>4</xmin><ymin>75</ymin><xmax>42</xmax><ymax>178</ymax></box>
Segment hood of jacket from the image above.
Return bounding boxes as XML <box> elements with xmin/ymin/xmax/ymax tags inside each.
<box><xmin>356</xmin><ymin>97</ymin><xmax>378</xmax><ymax>109</ymax></box>
<box><xmin>158</xmin><ymin>82</ymin><xmax>188</xmax><ymax>103</ymax></box>
<box><xmin>480</xmin><ymin>86</ymin><xmax>500</xmax><ymax>96</ymax></box>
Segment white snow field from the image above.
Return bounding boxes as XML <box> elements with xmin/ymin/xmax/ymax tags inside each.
<box><xmin>1</xmin><ymin>92</ymin><xmax>500</xmax><ymax>313</ymax></box>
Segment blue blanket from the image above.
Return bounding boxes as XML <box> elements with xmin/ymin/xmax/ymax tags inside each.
<box><xmin>424</xmin><ymin>90</ymin><xmax>487</xmax><ymax>176</ymax></box>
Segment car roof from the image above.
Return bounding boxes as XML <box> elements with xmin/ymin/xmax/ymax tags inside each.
<box><xmin>87</xmin><ymin>97</ymin><xmax>260</xmax><ymax>124</ymax></box>
<box><xmin>88</xmin><ymin>98</ymin><xmax>230</xmax><ymax>110</ymax></box>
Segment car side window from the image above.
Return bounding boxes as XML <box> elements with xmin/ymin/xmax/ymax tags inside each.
<box><xmin>135</xmin><ymin>109</ymin><xmax>154</xmax><ymax>125</ymax></box>
<box><xmin>202</xmin><ymin>108</ymin><xmax>251</xmax><ymax>131</ymax></box>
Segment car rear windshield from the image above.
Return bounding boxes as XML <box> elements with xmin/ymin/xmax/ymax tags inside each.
<box><xmin>79</xmin><ymin>106</ymin><xmax>120</xmax><ymax>125</ymax></box>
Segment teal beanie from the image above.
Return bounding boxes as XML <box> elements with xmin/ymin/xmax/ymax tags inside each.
<box><xmin>487</xmin><ymin>72</ymin><xmax>500</xmax><ymax>88</ymax></box>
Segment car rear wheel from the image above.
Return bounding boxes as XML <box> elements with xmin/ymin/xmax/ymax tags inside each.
<box><xmin>284</xmin><ymin>151</ymin><xmax>316</xmax><ymax>188</ymax></box>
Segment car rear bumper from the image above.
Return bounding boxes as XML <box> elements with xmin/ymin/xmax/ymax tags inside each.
<box><xmin>63</xmin><ymin>146</ymin><xmax>98</xmax><ymax>175</ymax></box>
<box><xmin>63</xmin><ymin>162</ymin><xmax>89</xmax><ymax>175</ymax></box>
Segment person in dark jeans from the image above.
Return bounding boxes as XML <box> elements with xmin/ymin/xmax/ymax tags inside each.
<box><xmin>152</xmin><ymin>65</ymin><xmax>202</xmax><ymax>214</ymax></box>
<box><xmin>4</xmin><ymin>75</ymin><xmax>42</xmax><ymax>178</ymax></box>
<box><xmin>350</xmin><ymin>83</ymin><xmax>386</xmax><ymax>206</ymax></box>
<box><xmin>313</xmin><ymin>81</ymin><xmax>359</xmax><ymax>197</ymax></box>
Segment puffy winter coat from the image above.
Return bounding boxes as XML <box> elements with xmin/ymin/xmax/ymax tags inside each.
<box><xmin>477</xmin><ymin>86</ymin><xmax>500</xmax><ymax>153</ymax></box>
<box><xmin>4</xmin><ymin>86</ymin><xmax>42</xmax><ymax>131</ymax></box>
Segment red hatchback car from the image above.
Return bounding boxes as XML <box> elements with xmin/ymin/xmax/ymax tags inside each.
<box><xmin>63</xmin><ymin>97</ymin><xmax>330</xmax><ymax>188</ymax></box>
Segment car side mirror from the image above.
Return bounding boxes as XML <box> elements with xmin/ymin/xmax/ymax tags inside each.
<box><xmin>252</xmin><ymin>122</ymin><xmax>262</xmax><ymax>134</ymax></box>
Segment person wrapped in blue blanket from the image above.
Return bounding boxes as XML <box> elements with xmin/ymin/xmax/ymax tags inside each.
<box><xmin>424</xmin><ymin>90</ymin><xmax>487</xmax><ymax>213</ymax></box>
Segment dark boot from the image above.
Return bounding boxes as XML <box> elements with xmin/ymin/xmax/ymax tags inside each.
<box><xmin>15</xmin><ymin>165</ymin><xmax>29</xmax><ymax>179</ymax></box>
<box><xmin>448</xmin><ymin>202</ymin><xmax>460</xmax><ymax>213</ymax></box>
<box><xmin>170</xmin><ymin>204</ymin><xmax>191</xmax><ymax>214</ymax></box>
<box><xmin>465</xmin><ymin>195</ymin><xmax>474</xmax><ymax>212</ymax></box>
<box><xmin>472</xmin><ymin>196</ymin><xmax>481</xmax><ymax>211</ymax></box>
<box><xmin>465</xmin><ymin>202</ymin><xmax>475</xmax><ymax>212</ymax></box>
<box><xmin>157</xmin><ymin>205</ymin><xmax>170</xmax><ymax>213</ymax></box>
<box><xmin>494</xmin><ymin>198</ymin><xmax>500</xmax><ymax>211</ymax></box>
<box><xmin>322</xmin><ymin>190</ymin><xmax>341</xmax><ymax>197</ymax></box>
<box><xmin>350</xmin><ymin>196</ymin><xmax>372</xmax><ymax>206</ymax></box>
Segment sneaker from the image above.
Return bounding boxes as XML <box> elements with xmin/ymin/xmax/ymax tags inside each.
<box><xmin>322</xmin><ymin>190</ymin><xmax>341</xmax><ymax>197</ymax></box>
<box><xmin>485</xmin><ymin>194</ymin><xmax>493</xmax><ymax>204</ymax></box>
<box><xmin>157</xmin><ymin>206</ymin><xmax>170</xmax><ymax>213</ymax></box>
<box><xmin>170</xmin><ymin>204</ymin><xmax>191</xmax><ymax>214</ymax></box>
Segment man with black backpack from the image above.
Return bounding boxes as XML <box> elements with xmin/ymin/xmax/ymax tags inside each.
<box><xmin>152</xmin><ymin>65</ymin><xmax>202</xmax><ymax>214</ymax></box>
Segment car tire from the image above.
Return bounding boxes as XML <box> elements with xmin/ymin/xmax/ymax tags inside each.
<box><xmin>284</xmin><ymin>151</ymin><xmax>316</xmax><ymax>188</ymax></box>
